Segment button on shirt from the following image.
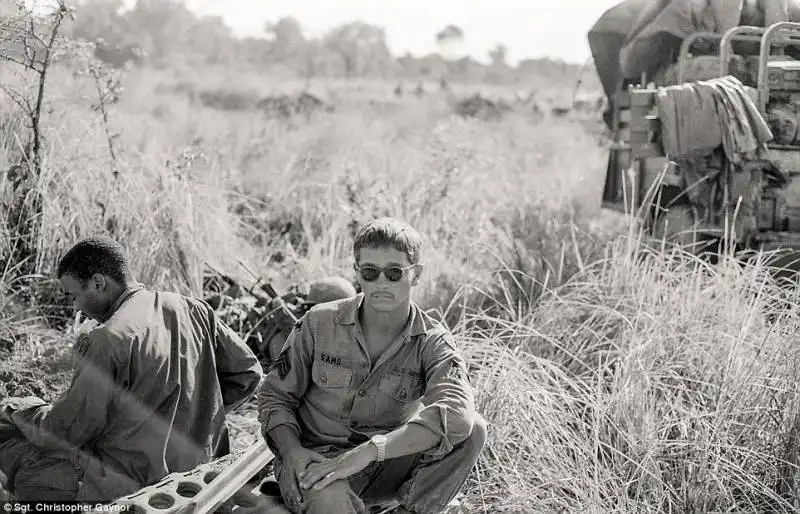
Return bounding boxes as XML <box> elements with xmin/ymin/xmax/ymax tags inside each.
<box><xmin>258</xmin><ymin>293</ymin><xmax>476</xmax><ymax>458</ymax></box>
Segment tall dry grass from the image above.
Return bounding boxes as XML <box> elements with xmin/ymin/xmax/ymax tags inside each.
<box><xmin>459</xmin><ymin>237</ymin><xmax>800</xmax><ymax>512</ymax></box>
<box><xmin>7</xmin><ymin>63</ymin><xmax>800</xmax><ymax>513</ymax></box>
<box><xmin>2</xmin><ymin>64</ymin><xmax>615</xmax><ymax>315</ymax></box>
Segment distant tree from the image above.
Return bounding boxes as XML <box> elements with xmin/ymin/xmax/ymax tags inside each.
<box><xmin>64</xmin><ymin>0</ymin><xmax>126</xmax><ymax>40</ymax></box>
<box><xmin>265</xmin><ymin>16</ymin><xmax>305</xmax><ymax>62</ymax></box>
<box><xmin>450</xmin><ymin>55</ymin><xmax>486</xmax><ymax>81</ymax></box>
<box><xmin>238</xmin><ymin>36</ymin><xmax>272</xmax><ymax>68</ymax></box>
<box><xmin>417</xmin><ymin>53</ymin><xmax>447</xmax><ymax>78</ymax></box>
<box><xmin>187</xmin><ymin>15</ymin><xmax>235</xmax><ymax>66</ymax></box>
<box><xmin>324</xmin><ymin>21</ymin><xmax>392</xmax><ymax>79</ymax></box>
<box><xmin>298</xmin><ymin>40</ymin><xmax>336</xmax><ymax>90</ymax></box>
<box><xmin>62</xmin><ymin>0</ymin><xmax>141</xmax><ymax>68</ymax></box>
<box><xmin>435</xmin><ymin>24</ymin><xmax>464</xmax><ymax>60</ymax></box>
<box><xmin>435</xmin><ymin>24</ymin><xmax>464</xmax><ymax>83</ymax></box>
<box><xmin>65</xmin><ymin>0</ymin><xmax>243</xmax><ymax>68</ymax></box>
<box><xmin>396</xmin><ymin>51</ymin><xmax>420</xmax><ymax>77</ymax></box>
<box><xmin>489</xmin><ymin>43</ymin><xmax>508</xmax><ymax>68</ymax></box>
<box><xmin>123</xmin><ymin>0</ymin><xmax>196</xmax><ymax>68</ymax></box>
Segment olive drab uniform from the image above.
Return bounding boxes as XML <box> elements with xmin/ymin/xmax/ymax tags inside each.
<box><xmin>258</xmin><ymin>293</ymin><xmax>487</xmax><ymax>514</ymax></box>
<box><xmin>0</xmin><ymin>284</ymin><xmax>263</xmax><ymax>503</ymax></box>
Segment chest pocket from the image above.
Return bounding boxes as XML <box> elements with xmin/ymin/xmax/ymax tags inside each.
<box><xmin>378</xmin><ymin>372</ymin><xmax>423</xmax><ymax>403</ymax></box>
<box><xmin>312</xmin><ymin>362</ymin><xmax>353</xmax><ymax>389</ymax></box>
<box><xmin>374</xmin><ymin>372</ymin><xmax>423</xmax><ymax>428</ymax></box>
<box><xmin>309</xmin><ymin>361</ymin><xmax>353</xmax><ymax>423</ymax></box>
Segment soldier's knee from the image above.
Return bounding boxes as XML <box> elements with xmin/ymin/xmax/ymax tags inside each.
<box><xmin>305</xmin><ymin>479</ymin><xmax>347</xmax><ymax>501</ymax></box>
<box><xmin>303</xmin><ymin>480</ymin><xmax>365</xmax><ymax>514</ymax></box>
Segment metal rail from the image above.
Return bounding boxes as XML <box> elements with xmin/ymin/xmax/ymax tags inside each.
<box><xmin>96</xmin><ymin>440</ymin><xmax>276</xmax><ymax>514</ymax></box>
<box><xmin>757</xmin><ymin>22</ymin><xmax>800</xmax><ymax>112</ymax></box>
<box><xmin>676</xmin><ymin>31</ymin><xmax>720</xmax><ymax>83</ymax></box>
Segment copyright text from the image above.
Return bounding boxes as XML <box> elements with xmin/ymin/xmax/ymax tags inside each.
<box><xmin>2</xmin><ymin>503</ymin><xmax>133</xmax><ymax>513</ymax></box>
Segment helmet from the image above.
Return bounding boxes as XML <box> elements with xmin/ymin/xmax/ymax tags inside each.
<box><xmin>306</xmin><ymin>276</ymin><xmax>357</xmax><ymax>305</ymax></box>
<box><xmin>262</xmin><ymin>276</ymin><xmax>357</xmax><ymax>364</ymax></box>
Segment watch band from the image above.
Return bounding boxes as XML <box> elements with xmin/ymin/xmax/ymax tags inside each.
<box><xmin>371</xmin><ymin>435</ymin><xmax>386</xmax><ymax>462</ymax></box>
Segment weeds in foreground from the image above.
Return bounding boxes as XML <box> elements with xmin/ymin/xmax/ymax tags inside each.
<box><xmin>456</xmin><ymin>235</ymin><xmax>800</xmax><ymax>512</ymax></box>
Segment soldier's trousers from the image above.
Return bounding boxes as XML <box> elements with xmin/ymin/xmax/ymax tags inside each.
<box><xmin>275</xmin><ymin>414</ymin><xmax>488</xmax><ymax>514</ymax></box>
<box><xmin>0</xmin><ymin>421</ymin><xmax>82</xmax><ymax>502</ymax></box>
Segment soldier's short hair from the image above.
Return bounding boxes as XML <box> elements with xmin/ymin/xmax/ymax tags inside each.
<box><xmin>353</xmin><ymin>217</ymin><xmax>423</xmax><ymax>265</ymax></box>
<box><xmin>57</xmin><ymin>236</ymin><xmax>131</xmax><ymax>285</ymax></box>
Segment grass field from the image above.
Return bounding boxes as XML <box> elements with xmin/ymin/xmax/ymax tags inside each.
<box><xmin>5</xmin><ymin>61</ymin><xmax>800</xmax><ymax>513</ymax></box>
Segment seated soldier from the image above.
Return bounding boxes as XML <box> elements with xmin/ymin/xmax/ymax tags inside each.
<box><xmin>0</xmin><ymin>237</ymin><xmax>264</xmax><ymax>503</ymax></box>
<box><xmin>258</xmin><ymin>217</ymin><xmax>488</xmax><ymax>514</ymax></box>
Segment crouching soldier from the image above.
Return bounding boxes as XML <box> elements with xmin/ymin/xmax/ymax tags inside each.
<box><xmin>0</xmin><ymin>237</ymin><xmax>263</xmax><ymax>503</ymax></box>
<box><xmin>263</xmin><ymin>276</ymin><xmax>358</xmax><ymax>366</ymax></box>
<box><xmin>258</xmin><ymin>217</ymin><xmax>488</xmax><ymax>514</ymax></box>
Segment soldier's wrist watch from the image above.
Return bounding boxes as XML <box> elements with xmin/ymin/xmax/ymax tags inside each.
<box><xmin>369</xmin><ymin>434</ymin><xmax>387</xmax><ymax>462</ymax></box>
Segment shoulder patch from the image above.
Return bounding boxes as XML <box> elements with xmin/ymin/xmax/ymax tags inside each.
<box><xmin>446</xmin><ymin>358</ymin><xmax>467</xmax><ymax>381</ymax></box>
<box><xmin>268</xmin><ymin>347</ymin><xmax>292</xmax><ymax>380</ymax></box>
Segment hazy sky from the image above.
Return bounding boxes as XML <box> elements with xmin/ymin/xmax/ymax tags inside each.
<box><xmin>183</xmin><ymin>0</ymin><xmax>623</xmax><ymax>65</ymax></box>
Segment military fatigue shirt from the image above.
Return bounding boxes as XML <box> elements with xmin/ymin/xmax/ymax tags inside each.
<box><xmin>11</xmin><ymin>284</ymin><xmax>263</xmax><ymax>502</ymax></box>
<box><xmin>258</xmin><ymin>294</ymin><xmax>476</xmax><ymax>458</ymax></box>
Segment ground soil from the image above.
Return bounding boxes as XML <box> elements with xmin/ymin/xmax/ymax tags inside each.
<box><xmin>0</xmin><ymin>335</ymin><xmax>73</xmax><ymax>402</ymax></box>
<box><xmin>0</xmin><ymin>366</ymin><xmax>68</xmax><ymax>400</ymax></box>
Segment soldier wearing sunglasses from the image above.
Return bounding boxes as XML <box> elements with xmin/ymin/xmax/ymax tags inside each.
<box><xmin>258</xmin><ymin>217</ymin><xmax>487</xmax><ymax>514</ymax></box>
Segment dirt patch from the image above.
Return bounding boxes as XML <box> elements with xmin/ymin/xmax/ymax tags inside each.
<box><xmin>0</xmin><ymin>367</ymin><xmax>49</xmax><ymax>398</ymax></box>
<box><xmin>0</xmin><ymin>330</ymin><xmax>74</xmax><ymax>403</ymax></box>
<box><xmin>0</xmin><ymin>361</ymin><xmax>72</xmax><ymax>402</ymax></box>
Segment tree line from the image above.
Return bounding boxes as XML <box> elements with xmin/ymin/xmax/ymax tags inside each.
<box><xmin>41</xmin><ymin>0</ymin><xmax>585</xmax><ymax>85</ymax></box>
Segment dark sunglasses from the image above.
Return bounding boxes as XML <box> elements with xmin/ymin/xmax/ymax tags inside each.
<box><xmin>355</xmin><ymin>264</ymin><xmax>416</xmax><ymax>282</ymax></box>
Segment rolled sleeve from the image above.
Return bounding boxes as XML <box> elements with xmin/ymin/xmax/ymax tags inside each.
<box><xmin>257</xmin><ymin>314</ymin><xmax>314</xmax><ymax>450</ymax></box>
<box><xmin>408</xmin><ymin>332</ymin><xmax>476</xmax><ymax>458</ymax></box>
<box><xmin>13</xmin><ymin>331</ymin><xmax>116</xmax><ymax>452</ymax></box>
<box><xmin>213</xmin><ymin>314</ymin><xmax>264</xmax><ymax>413</ymax></box>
